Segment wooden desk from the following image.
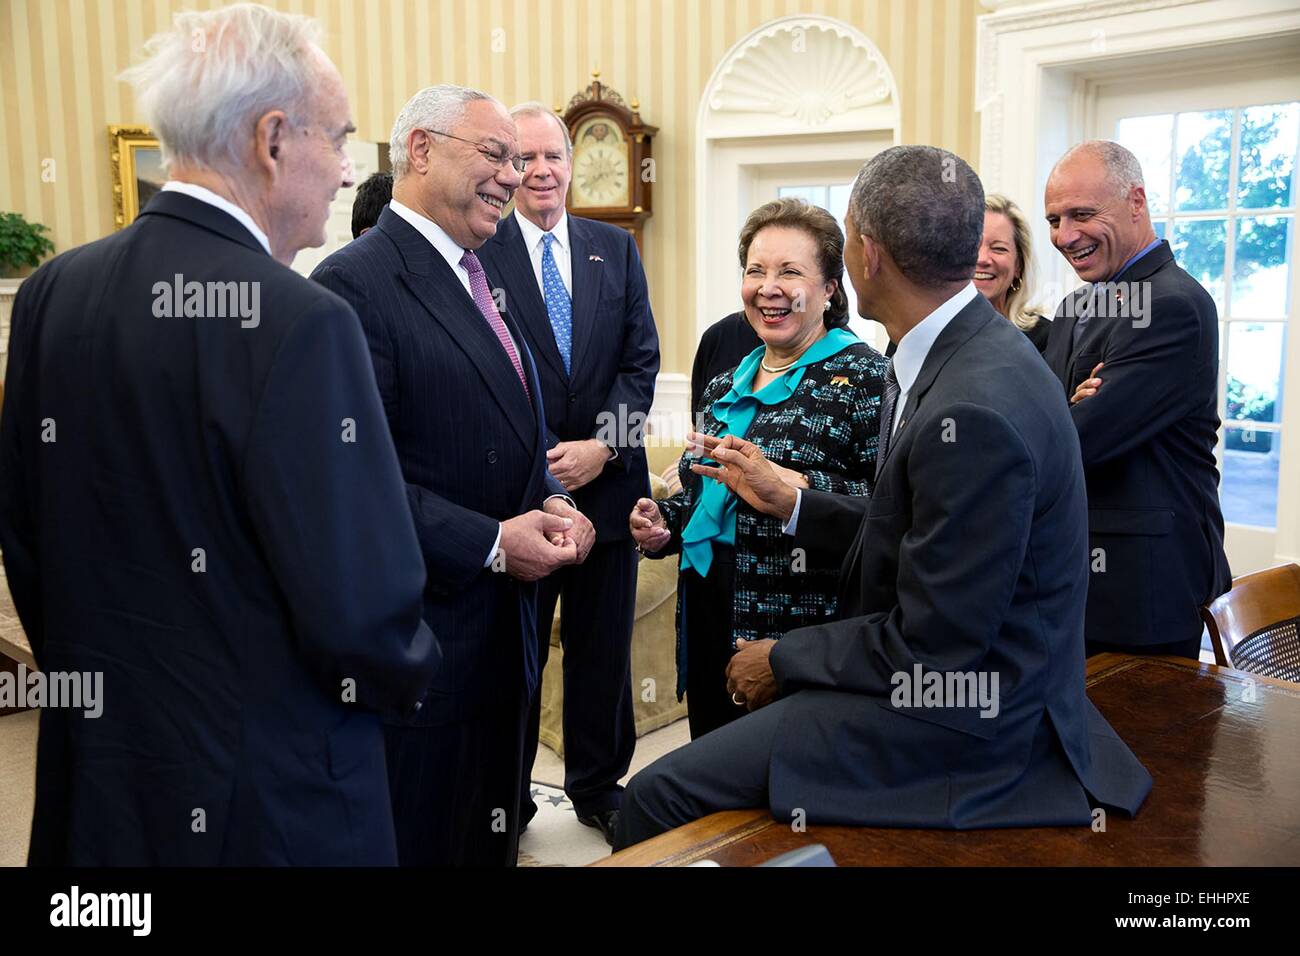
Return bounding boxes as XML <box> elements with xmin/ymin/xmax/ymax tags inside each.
<box><xmin>597</xmin><ymin>653</ymin><xmax>1300</xmax><ymax>866</ymax></box>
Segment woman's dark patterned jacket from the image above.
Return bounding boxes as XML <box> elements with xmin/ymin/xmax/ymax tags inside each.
<box><xmin>647</xmin><ymin>340</ymin><xmax>888</xmax><ymax>689</ymax></box>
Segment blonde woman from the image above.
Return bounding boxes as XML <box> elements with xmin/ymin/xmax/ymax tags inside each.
<box><xmin>975</xmin><ymin>193</ymin><xmax>1050</xmax><ymax>352</ymax></box>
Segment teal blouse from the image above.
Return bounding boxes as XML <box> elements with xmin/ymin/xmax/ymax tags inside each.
<box><xmin>679</xmin><ymin>327</ymin><xmax>859</xmax><ymax>576</ymax></box>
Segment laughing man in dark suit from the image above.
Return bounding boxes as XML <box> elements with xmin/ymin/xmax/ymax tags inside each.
<box><xmin>614</xmin><ymin>146</ymin><xmax>1152</xmax><ymax>849</ymax></box>
<box><xmin>1043</xmin><ymin>141</ymin><xmax>1230</xmax><ymax>660</ymax></box>
<box><xmin>478</xmin><ymin>104</ymin><xmax>659</xmax><ymax>845</ymax></box>
<box><xmin>311</xmin><ymin>85</ymin><xmax>595</xmax><ymax>866</ymax></box>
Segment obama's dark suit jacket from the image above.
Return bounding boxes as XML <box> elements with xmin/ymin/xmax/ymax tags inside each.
<box><xmin>778</xmin><ymin>293</ymin><xmax>1152</xmax><ymax>827</ymax></box>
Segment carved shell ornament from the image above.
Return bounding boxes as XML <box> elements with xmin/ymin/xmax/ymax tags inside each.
<box><xmin>709</xmin><ymin>23</ymin><xmax>892</xmax><ymax>126</ymax></box>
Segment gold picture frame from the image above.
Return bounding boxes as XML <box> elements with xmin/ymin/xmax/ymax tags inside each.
<box><xmin>109</xmin><ymin>125</ymin><xmax>164</xmax><ymax>230</ymax></box>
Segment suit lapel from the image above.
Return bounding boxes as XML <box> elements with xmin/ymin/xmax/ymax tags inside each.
<box><xmin>1053</xmin><ymin>241</ymin><xmax>1174</xmax><ymax>389</ymax></box>
<box><xmin>379</xmin><ymin>209</ymin><xmax>537</xmax><ymax>453</ymax></box>
<box><xmin>567</xmin><ymin>218</ymin><xmax>601</xmax><ymax>377</ymax></box>
<box><xmin>494</xmin><ymin>216</ymin><xmax>569</xmax><ymax>383</ymax></box>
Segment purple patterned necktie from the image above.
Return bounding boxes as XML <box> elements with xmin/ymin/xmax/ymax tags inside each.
<box><xmin>460</xmin><ymin>249</ymin><xmax>530</xmax><ymax>399</ymax></box>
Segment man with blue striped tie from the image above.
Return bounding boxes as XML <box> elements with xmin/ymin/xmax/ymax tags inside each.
<box><xmin>480</xmin><ymin>103</ymin><xmax>660</xmax><ymax>846</ymax></box>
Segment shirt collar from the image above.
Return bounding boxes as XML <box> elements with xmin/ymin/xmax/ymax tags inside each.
<box><xmin>161</xmin><ymin>181</ymin><xmax>271</xmax><ymax>255</ymax></box>
<box><xmin>1110</xmin><ymin>238</ymin><xmax>1162</xmax><ymax>281</ymax></box>
<box><xmin>388</xmin><ymin>198</ymin><xmax>479</xmax><ymax>274</ymax></box>
<box><xmin>891</xmin><ymin>282</ymin><xmax>979</xmax><ymax>396</ymax></box>
<box><xmin>514</xmin><ymin>208</ymin><xmax>569</xmax><ymax>254</ymax></box>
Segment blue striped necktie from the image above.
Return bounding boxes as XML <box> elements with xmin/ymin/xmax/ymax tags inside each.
<box><xmin>541</xmin><ymin>232</ymin><xmax>573</xmax><ymax>374</ymax></box>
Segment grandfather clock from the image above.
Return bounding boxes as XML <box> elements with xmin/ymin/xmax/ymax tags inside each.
<box><xmin>559</xmin><ymin>71</ymin><xmax>656</xmax><ymax>252</ymax></box>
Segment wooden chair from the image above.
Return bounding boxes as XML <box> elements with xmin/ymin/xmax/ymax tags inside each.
<box><xmin>1200</xmin><ymin>563</ymin><xmax>1300</xmax><ymax>682</ymax></box>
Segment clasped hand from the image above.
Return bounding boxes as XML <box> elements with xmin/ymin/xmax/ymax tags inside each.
<box><xmin>498</xmin><ymin>499</ymin><xmax>595</xmax><ymax>581</ymax></box>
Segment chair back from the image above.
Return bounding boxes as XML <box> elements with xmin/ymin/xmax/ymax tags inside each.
<box><xmin>1200</xmin><ymin>563</ymin><xmax>1300</xmax><ymax>682</ymax></box>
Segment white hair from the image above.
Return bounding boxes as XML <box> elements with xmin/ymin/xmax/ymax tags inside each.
<box><xmin>509</xmin><ymin>102</ymin><xmax>572</xmax><ymax>157</ymax></box>
<box><xmin>119</xmin><ymin>3</ymin><xmax>324</xmax><ymax>171</ymax></box>
<box><xmin>1056</xmin><ymin>140</ymin><xmax>1146</xmax><ymax>198</ymax></box>
<box><xmin>390</xmin><ymin>85</ymin><xmax>498</xmax><ymax>178</ymax></box>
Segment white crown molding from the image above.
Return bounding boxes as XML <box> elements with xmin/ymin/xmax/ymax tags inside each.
<box><xmin>977</xmin><ymin>0</ymin><xmax>1193</xmax><ymax>126</ymax></box>
<box><xmin>977</xmin><ymin>0</ymin><xmax>1300</xmax><ymax>197</ymax></box>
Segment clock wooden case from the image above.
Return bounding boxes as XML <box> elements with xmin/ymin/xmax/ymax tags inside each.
<box><xmin>559</xmin><ymin>73</ymin><xmax>657</xmax><ymax>252</ymax></box>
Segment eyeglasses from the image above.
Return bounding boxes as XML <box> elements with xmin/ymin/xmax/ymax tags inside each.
<box><xmin>419</xmin><ymin>128</ymin><xmax>526</xmax><ymax>173</ymax></box>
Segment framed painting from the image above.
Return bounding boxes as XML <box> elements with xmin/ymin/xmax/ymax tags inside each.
<box><xmin>109</xmin><ymin>125</ymin><xmax>164</xmax><ymax>230</ymax></box>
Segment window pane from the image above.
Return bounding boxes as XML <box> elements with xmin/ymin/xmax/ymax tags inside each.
<box><xmin>1117</xmin><ymin>114</ymin><xmax>1173</xmax><ymax>215</ymax></box>
<box><xmin>777</xmin><ymin>185</ymin><xmax>826</xmax><ymax>206</ymax></box>
<box><xmin>1232</xmin><ymin>215</ymin><xmax>1292</xmax><ymax>318</ymax></box>
<box><xmin>1154</xmin><ymin>219</ymin><xmax>1167</xmax><ymax>240</ymax></box>
<box><xmin>828</xmin><ymin>183</ymin><xmax>852</xmax><ymax>223</ymax></box>
<box><xmin>1238</xmin><ymin>102</ymin><xmax>1299</xmax><ymax>210</ymax></box>
<box><xmin>1170</xmin><ymin>218</ymin><xmax>1226</xmax><ymax>314</ymax></box>
<box><xmin>1175</xmin><ymin>110</ymin><xmax>1232</xmax><ymax>211</ymax></box>
<box><xmin>1221</xmin><ymin>427</ymin><xmax>1280</xmax><ymax>528</ymax></box>
<box><xmin>1225</xmin><ymin>322</ymin><xmax>1284</xmax><ymax>425</ymax></box>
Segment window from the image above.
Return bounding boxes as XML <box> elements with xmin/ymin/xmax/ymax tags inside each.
<box><xmin>1117</xmin><ymin>102</ymin><xmax>1298</xmax><ymax>528</ymax></box>
<box><xmin>776</xmin><ymin>183</ymin><xmax>869</xmax><ymax>342</ymax></box>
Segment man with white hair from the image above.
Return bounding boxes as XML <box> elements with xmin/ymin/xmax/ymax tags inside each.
<box><xmin>312</xmin><ymin>85</ymin><xmax>594</xmax><ymax>866</ymax></box>
<box><xmin>1043</xmin><ymin>140</ymin><xmax>1230</xmax><ymax>659</ymax></box>
<box><xmin>0</xmin><ymin>3</ymin><xmax>440</xmax><ymax>865</ymax></box>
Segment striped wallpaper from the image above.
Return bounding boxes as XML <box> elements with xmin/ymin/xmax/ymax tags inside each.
<box><xmin>0</xmin><ymin>0</ymin><xmax>982</xmax><ymax>372</ymax></box>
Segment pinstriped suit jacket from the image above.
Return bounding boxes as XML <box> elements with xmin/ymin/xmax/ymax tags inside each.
<box><xmin>312</xmin><ymin>206</ymin><xmax>566</xmax><ymax>725</ymax></box>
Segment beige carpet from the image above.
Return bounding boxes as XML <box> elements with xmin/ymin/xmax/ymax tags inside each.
<box><xmin>522</xmin><ymin>716</ymin><xmax>691</xmax><ymax>866</ymax></box>
<box><xmin>0</xmin><ymin>709</ymin><xmax>36</xmax><ymax>867</ymax></box>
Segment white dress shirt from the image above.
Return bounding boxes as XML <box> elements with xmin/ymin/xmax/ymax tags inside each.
<box><xmin>161</xmin><ymin>181</ymin><xmax>272</xmax><ymax>255</ymax></box>
<box><xmin>514</xmin><ymin>209</ymin><xmax>572</xmax><ymax>297</ymax></box>
<box><xmin>783</xmin><ymin>282</ymin><xmax>979</xmax><ymax>535</ymax></box>
<box><xmin>388</xmin><ymin>199</ymin><xmax>571</xmax><ymax>565</ymax></box>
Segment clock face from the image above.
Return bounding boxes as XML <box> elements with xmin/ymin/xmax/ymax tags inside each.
<box><xmin>570</xmin><ymin>116</ymin><xmax>631</xmax><ymax>209</ymax></box>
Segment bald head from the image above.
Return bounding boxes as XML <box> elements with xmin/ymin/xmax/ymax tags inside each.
<box><xmin>1052</xmin><ymin>140</ymin><xmax>1146</xmax><ymax>200</ymax></box>
<box><xmin>1045</xmin><ymin>140</ymin><xmax>1156</xmax><ymax>283</ymax></box>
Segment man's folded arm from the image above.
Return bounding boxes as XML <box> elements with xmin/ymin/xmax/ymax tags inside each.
<box><xmin>242</xmin><ymin>298</ymin><xmax>440</xmax><ymax>714</ymax></box>
<box><xmin>773</xmin><ymin>403</ymin><xmax>1036</xmax><ymax>696</ymax></box>
<box><xmin>1071</xmin><ymin>290</ymin><xmax>1207</xmax><ymax>468</ymax></box>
